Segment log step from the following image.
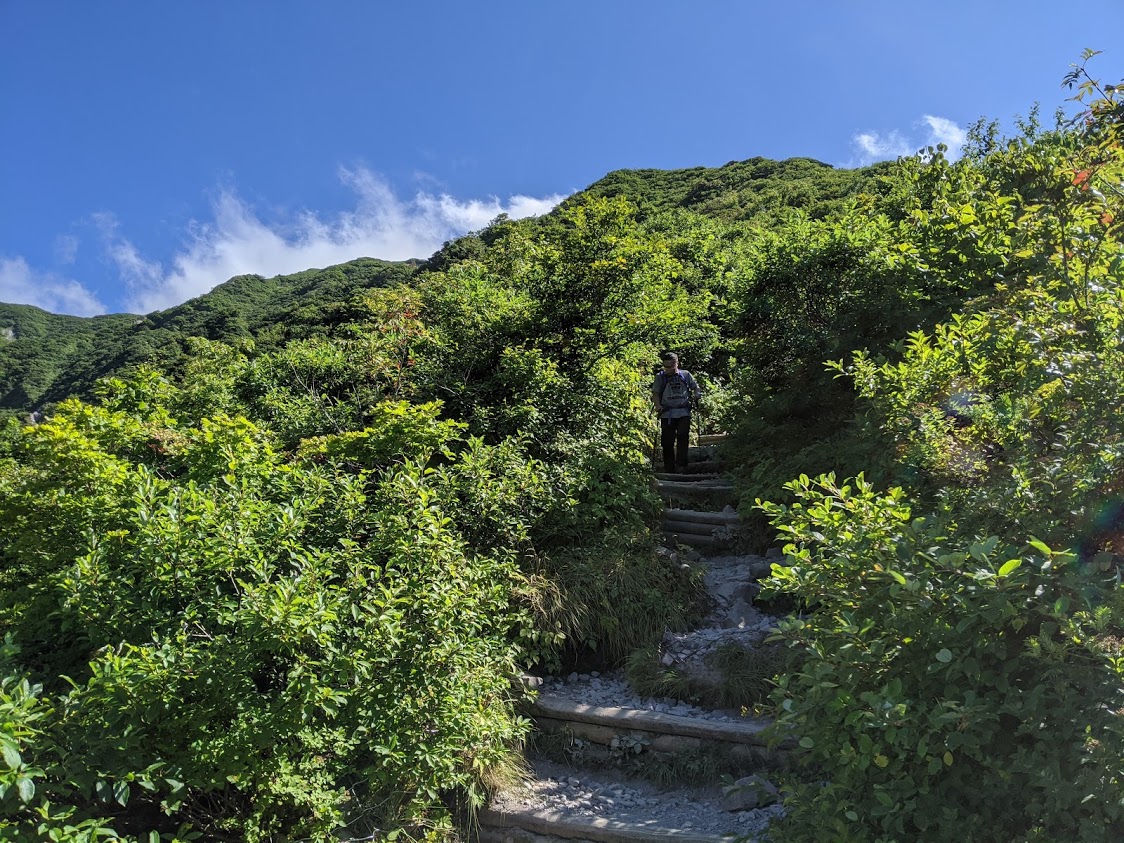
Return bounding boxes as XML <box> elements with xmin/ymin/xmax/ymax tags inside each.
<box><xmin>664</xmin><ymin>532</ymin><xmax>728</xmax><ymax>548</ymax></box>
<box><xmin>654</xmin><ymin>480</ymin><xmax>735</xmax><ymax>497</ymax></box>
<box><xmin>478</xmin><ymin>807</ymin><xmax>735</xmax><ymax>842</ymax></box>
<box><xmin>662</xmin><ymin>519</ymin><xmax>724</xmax><ymax>537</ymax></box>
<box><xmin>663</xmin><ymin>508</ymin><xmax>741</xmax><ymax>526</ymax></box>
<box><xmin>696</xmin><ymin>433</ymin><xmax>729</xmax><ymax>446</ymax></box>
<box><xmin>530</xmin><ymin>696</ymin><xmax>770</xmax><ymax>746</ymax></box>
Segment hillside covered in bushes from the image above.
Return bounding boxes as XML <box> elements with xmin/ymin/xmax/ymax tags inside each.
<box><xmin>0</xmin><ymin>59</ymin><xmax>1121</xmax><ymax>841</ymax></box>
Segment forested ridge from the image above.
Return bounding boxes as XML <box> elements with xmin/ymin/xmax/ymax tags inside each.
<box><xmin>0</xmin><ymin>58</ymin><xmax>1121</xmax><ymax>841</ymax></box>
<box><xmin>0</xmin><ymin>156</ymin><xmax>890</xmax><ymax>415</ymax></box>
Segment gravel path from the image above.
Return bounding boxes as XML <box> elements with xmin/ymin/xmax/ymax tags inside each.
<box><xmin>533</xmin><ymin>551</ymin><xmax>781</xmax><ymax>714</ymax></box>
<box><xmin>535</xmin><ymin>669</ymin><xmax>767</xmax><ymax>727</ymax></box>
<box><xmin>500</xmin><ymin>551</ymin><xmax>787</xmax><ymax>840</ymax></box>
<box><xmin>492</xmin><ymin>759</ymin><xmax>783</xmax><ymax>839</ymax></box>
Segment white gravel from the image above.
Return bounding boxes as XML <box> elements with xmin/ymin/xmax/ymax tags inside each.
<box><xmin>492</xmin><ymin>760</ymin><xmax>783</xmax><ymax>839</ymax></box>
<box><xmin>534</xmin><ymin>551</ymin><xmax>781</xmax><ymax>715</ymax></box>
<box><xmin>536</xmin><ymin>669</ymin><xmax>758</xmax><ymax>724</ymax></box>
<box><xmin>503</xmin><ymin>552</ymin><xmax>786</xmax><ymax>839</ymax></box>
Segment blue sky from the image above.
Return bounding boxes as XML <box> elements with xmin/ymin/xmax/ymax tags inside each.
<box><xmin>2</xmin><ymin>2</ymin><xmax>1121</xmax><ymax>316</ymax></box>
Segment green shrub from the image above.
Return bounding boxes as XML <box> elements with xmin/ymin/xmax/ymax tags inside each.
<box><xmin>532</xmin><ymin>532</ymin><xmax>708</xmax><ymax>669</ymax></box>
<box><xmin>624</xmin><ymin>641</ymin><xmax>784</xmax><ymax>711</ymax></box>
<box><xmin>760</xmin><ymin>474</ymin><xmax>1124</xmax><ymax>842</ymax></box>
<box><xmin>0</xmin><ymin>400</ymin><xmax>529</xmax><ymax>841</ymax></box>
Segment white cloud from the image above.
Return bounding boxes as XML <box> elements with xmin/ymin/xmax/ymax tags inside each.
<box><xmin>851</xmin><ymin>114</ymin><xmax>966</xmax><ymax>166</ymax></box>
<box><xmin>922</xmin><ymin>114</ymin><xmax>967</xmax><ymax>152</ymax></box>
<box><xmin>111</xmin><ymin>169</ymin><xmax>568</xmax><ymax>313</ymax></box>
<box><xmin>0</xmin><ymin>256</ymin><xmax>105</xmax><ymax>317</ymax></box>
<box><xmin>853</xmin><ymin>130</ymin><xmax>914</xmax><ymax>164</ymax></box>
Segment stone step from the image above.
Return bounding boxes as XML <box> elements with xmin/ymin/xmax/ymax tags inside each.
<box><xmin>685</xmin><ymin>459</ymin><xmax>725</xmax><ymax>472</ymax></box>
<box><xmin>687</xmin><ymin>446</ymin><xmax>716</xmax><ymax>460</ymax></box>
<box><xmin>478</xmin><ymin>807</ymin><xmax>734</xmax><ymax>843</ymax></box>
<box><xmin>663</xmin><ymin>508</ymin><xmax>741</xmax><ymax>526</ymax></box>
<box><xmin>652</xmin><ymin>451</ymin><xmax>720</xmax><ymax>470</ymax></box>
<box><xmin>481</xmin><ymin>756</ymin><xmax>783</xmax><ymax>842</ymax></box>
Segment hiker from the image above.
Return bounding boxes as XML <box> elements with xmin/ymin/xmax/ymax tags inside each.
<box><xmin>651</xmin><ymin>352</ymin><xmax>701</xmax><ymax>474</ymax></box>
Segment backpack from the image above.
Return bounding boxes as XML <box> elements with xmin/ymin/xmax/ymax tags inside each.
<box><xmin>658</xmin><ymin>371</ymin><xmax>692</xmax><ymax>410</ymax></box>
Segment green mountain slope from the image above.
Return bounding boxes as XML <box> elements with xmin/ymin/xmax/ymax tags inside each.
<box><xmin>0</xmin><ymin>257</ymin><xmax>416</xmax><ymax>411</ymax></box>
<box><xmin>0</xmin><ymin>157</ymin><xmax>863</xmax><ymax>415</ymax></box>
<box><xmin>582</xmin><ymin>156</ymin><xmax>898</xmax><ymax>221</ymax></box>
<box><xmin>0</xmin><ymin>306</ymin><xmax>137</xmax><ymax>410</ymax></box>
<box><xmin>0</xmin><ymin>156</ymin><xmax>892</xmax><ymax>414</ymax></box>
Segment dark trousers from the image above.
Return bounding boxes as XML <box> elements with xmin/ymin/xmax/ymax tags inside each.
<box><xmin>660</xmin><ymin>415</ymin><xmax>691</xmax><ymax>472</ymax></box>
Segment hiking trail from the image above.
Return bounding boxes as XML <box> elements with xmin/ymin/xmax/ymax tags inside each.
<box><xmin>480</xmin><ymin>434</ymin><xmax>791</xmax><ymax>842</ymax></box>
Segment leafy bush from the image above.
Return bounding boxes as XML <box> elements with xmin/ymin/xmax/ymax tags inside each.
<box><xmin>760</xmin><ymin>475</ymin><xmax>1124</xmax><ymax>842</ymax></box>
<box><xmin>755</xmin><ymin>67</ymin><xmax>1124</xmax><ymax>841</ymax></box>
<box><xmin>0</xmin><ymin>399</ymin><xmax>529</xmax><ymax>841</ymax></box>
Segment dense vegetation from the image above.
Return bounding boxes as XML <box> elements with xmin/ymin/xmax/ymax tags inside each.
<box><xmin>0</xmin><ymin>56</ymin><xmax>1120</xmax><ymax>842</ymax></box>
<box><xmin>759</xmin><ymin>58</ymin><xmax>1124</xmax><ymax>841</ymax></box>
<box><xmin>0</xmin><ymin>259</ymin><xmax>420</xmax><ymax>411</ymax></box>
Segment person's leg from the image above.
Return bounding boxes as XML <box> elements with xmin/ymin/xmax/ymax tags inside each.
<box><xmin>660</xmin><ymin>417</ymin><xmax>676</xmax><ymax>473</ymax></box>
<box><xmin>675</xmin><ymin>415</ymin><xmax>691</xmax><ymax>472</ymax></box>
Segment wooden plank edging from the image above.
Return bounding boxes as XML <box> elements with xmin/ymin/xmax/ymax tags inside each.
<box><xmin>478</xmin><ymin>807</ymin><xmax>737</xmax><ymax>842</ymax></box>
<box><xmin>662</xmin><ymin>508</ymin><xmax>741</xmax><ymax>525</ymax></box>
<box><xmin>695</xmin><ymin>434</ymin><xmax>729</xmax><ymax>446</ymax></box>
<box><xmin>530</xmin><ymin>696</ymin><xmax>770</xmax><ymax>746</ymax></box>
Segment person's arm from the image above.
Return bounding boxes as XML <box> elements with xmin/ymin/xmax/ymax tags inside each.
<box><xmin>689</xmin><ymin>373</ymin><xmax>702</xmax><ymax>404</ymax></box>
<box><xmin>651</xmin><ymin>374</ymin><xmax>663</xmax><ymax>413</ymax></box>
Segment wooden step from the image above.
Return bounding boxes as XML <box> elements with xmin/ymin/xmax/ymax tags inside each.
<box><xmin>531</xmin><ymin>696</ymin><xmax>770</xmax><ymax>748</ymax></box>
<box><xmin>530</xmin><ymin>696</ymin><xmax>793</xmax><ymax>769</ymax></box>
<box><xmin>653</xmin><ymin>479</ymin><xmax>736</xmax><ymax>499</ymax></box>
<box><xmin>478</xmin><ymin>807</ymin><xmax>735</xmax><ymax>842</ymax></box>
<box><xmin>664</xmin><ymin>532</ymin><xmax>727</xmax><ymax>548</ymax></box>
<box><xmin>662</xmin><ymin>519</ymin><xmax>725</xmax><ymax>537</ymax></box>
<box><xmin>663</xmin><ymin>508</ymin><xmax>741</xmax><ymax>526</ymax></box>
<box><xmin>653</xmin><ymin>472</ymin><xmax>722</xmax><ymax>482</ymax></box>
<box><xmin>696</xmin><ymin>433</ymin><xmax>729</xmax><ymax>446</ymax></box>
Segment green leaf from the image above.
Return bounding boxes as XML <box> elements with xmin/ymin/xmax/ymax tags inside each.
<box><xmin>798</xmin><ymin>736</ymin><xmax>815</xmax><ymax>749</ymax></box>
<box><xmin>969</xmin><ymin>536</ymin><xmax>999</xmax><ymax>561</ymax></box>
<box><xmin>935</xmin><ymin>648</ymin><xmax>953</xmax><ymax>663</ymax></box>
<box><xmin>16</xmin><ymin>777</ymin><xmax>34</xmax><ymax>804</ymax></box>
<box><xmin>888</xmin><ymin>570</ymin><xmax>907</xmax><ymax>585</ymax></box>
<box><xmin>997</xmin><ymin>558</ymin><xmax>1022</xmax><ymax>578</ymax></box>
<box><xmin>0</xmin><ymin>738</ymin><xmax>21</xmax><ymax>770</ymax></box>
